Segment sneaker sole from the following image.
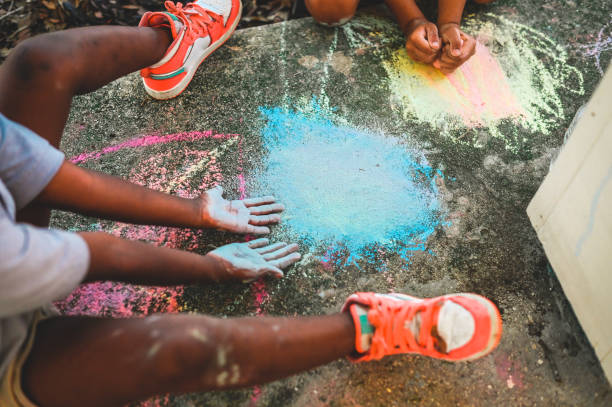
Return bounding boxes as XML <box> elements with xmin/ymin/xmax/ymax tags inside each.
<box><xmin>143</xmin><ymin>1</ymin><xmax>243</xmax><ymax>100</ymax></box>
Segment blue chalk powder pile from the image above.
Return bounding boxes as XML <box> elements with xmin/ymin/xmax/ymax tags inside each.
<box><xmin>254</xmin><ymin>101</ymin><xmax>444</xmax><ymax>266</ymax></box>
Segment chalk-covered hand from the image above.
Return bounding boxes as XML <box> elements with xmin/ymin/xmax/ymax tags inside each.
<box><xmin>197</xmin><ymin>186</ymin><xmax>284</xmax><ymax>234</ymax></box>
<box><xmin>204</xmin><ymin>238</ymin><xmax>301</xmax><ymax>282</ymax></box>
<box><xmin>434</xmin><ymin>23</ymin><xmax>476</xmax><ymax>74</ymax></box>
<box><xmin>404</xmin><ymin>18</ymin><xmax>441</xmax><ymax>64</ymax></box>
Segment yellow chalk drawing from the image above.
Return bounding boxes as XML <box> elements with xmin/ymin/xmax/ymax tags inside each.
<box><xmin>383</xmin><ymin>14</ymin><xmax>584</xmax><ymax>151</ymax></box>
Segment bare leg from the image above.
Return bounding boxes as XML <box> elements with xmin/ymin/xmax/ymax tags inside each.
<box><xmin>0</xmin><ymin>26</ymin><xmax>171</xmax><ymax>226</ymax></box>
<box><xmin>22</xmin><ymin>313</ymin><xmax>356</xmax><ymax>407</ymax></box>
<box><xmin>305</xmin><ymin>0</ymin><xmax>360</xmax><ymax>26</ymax></box>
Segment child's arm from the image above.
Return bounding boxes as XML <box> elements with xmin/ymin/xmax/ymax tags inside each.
<box><xmin>80</xmin><ymin>232</ymin><xmax>299</xmax><ymax>285</ymax></box>
<box><xmin>385</xmin><ymin>0</ymin><xmax>441</xmax><ymax>64</ymax></box>
<box><xmin>438</xmin><ymin>0</ymin><xmax>466</xmax><ymax>26</ymax></box>
<box><xmin>32</xmin><ymin>161</ymin><xmax>283</xmax><ymax>234</ymax></box>
<box><xmin>434</xmin><ymin>0</ymin><xmax>477</xmax><ymax>73</ymax></box>
<box><xmin>1</xmin><ymin>222</ymin><xmax>297</xmax><ymax>317</ymax></box>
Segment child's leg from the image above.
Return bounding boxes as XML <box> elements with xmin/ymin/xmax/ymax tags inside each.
<box><xmin>22</xmin><ymin>313</ymin><xmax>356</xmax><ymax>407</ymax></box>
<box><xmin>0</xmin><ymin>26</ymin><xmax>170</xmax><ymax>146</ymax></box>
<box><xmin>0</xmin><ymin>26</ymin><xmax>171</xmax><ymax>226</ymax></box>
<box><xmin>21</xmin><ymin>292</ymin><xmax>501</xmax><ymax>407</ymax></box>
<box><xmin>305</xmin><ymin>0</ymin><xmax>360</xmax><ymax>26</ymax></box>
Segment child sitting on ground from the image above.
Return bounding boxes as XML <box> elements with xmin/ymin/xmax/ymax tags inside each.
<box><xmin>0</xmin><ymin>1</ymin><xmax>501</xmax><ymax>406</ymax></box>
<box><xmin>305</xmin><ymin>0</ymin><xmax>495</xmax><ymax>73</ymax></box>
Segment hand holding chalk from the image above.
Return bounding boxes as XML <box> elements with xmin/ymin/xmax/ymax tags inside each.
<box><xmin>205</xmin><ymin>238</ymin><xmax>301</xmax><ymax>282</ymax></box>
<box><xmin>404</xmin><ymin>18</ymin><xmax>441</xmax><ymax>65</ymax></box>
<box><xmin>434</xmin><ymin>23</ymin><xmax>476</xmax><ymax>74</ymax></box>
<box><xmin>198</xmin><ymin>186</ymin><xmax>284</xmax><ymax>234</ymax></box>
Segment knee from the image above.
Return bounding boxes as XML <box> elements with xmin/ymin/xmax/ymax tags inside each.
<box><xmin>6</xmin><ymin>35</ymin><xmax>73</xmax><ymax>86</ymax></box>
<box><xmin>8</xmin><ymin>38</ymin><xmax>55</xmax><ymax>83</ymax></box>
<box><xmin>305</xmin><ymin>0</ymin><xmax>359</xmax><ymax>26</ymax></box>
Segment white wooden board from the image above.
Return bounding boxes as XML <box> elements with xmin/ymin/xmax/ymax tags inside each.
<box><xmin>527</xmin><ymin>65</ymin><xmax>612</xmax><ymax>383</ymax></box>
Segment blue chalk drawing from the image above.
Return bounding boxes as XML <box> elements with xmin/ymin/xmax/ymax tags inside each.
<box><xmin>575</xmin><ymin>164</ymin><xmax>612</xmax><ymax>257</ymax></box>
<box><xmin>254</xmin><ymin>99</ymin><xmax>445</xmax><ymax>269</ymax></box>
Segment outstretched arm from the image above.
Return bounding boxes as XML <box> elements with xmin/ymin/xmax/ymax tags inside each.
<box><xmin>34</xmin><ymin>161</ymin><xmax>283</xmax><ymax>234</ymax></box>
<box><xmin>81</xmin><ymin>232</ymin><xmax>300</xmax><ymax>285</ymax></box>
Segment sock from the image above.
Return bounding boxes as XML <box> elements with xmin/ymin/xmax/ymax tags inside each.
<box><xmin>351</xmin><ymin>304</ymin><xmax>374</xmax><ymax>353</ymax></box>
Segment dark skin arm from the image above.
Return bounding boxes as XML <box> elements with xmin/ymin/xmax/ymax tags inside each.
<box><xmin>0</xmin><ymin>25</ymin><xmax>300</xmax><ymax>300</ymax></box>
<box><xmin>438</xmin><ymin>0</ymin><xmax>466</xmax><ymax>25</ymax></box>
<box><xmin>435</xmin><ymin>0</ymin><xmax>477</xmax><ymax>73</ymax></box>
<box><xmin>41</xmin><ymin>162</ymin><xmax>203</xmax><ymax>229</ymax></box>
<box><xmin>35</xmin><ymin>161</ymin><xmax>284</xmax><ymax>234</ymax></box>
<box><xmin>386</xmin><ymin>0</ymin><xmax>441</xmax><ymax>64</ymax></box>
<box><xmin>80</xmin><ymin>232</ymin><xmax>300</xmax><ymax>284</ymax></box>
<box><xmin>1</xmin><ymin>27</ymin><xmax>283</xmax><ymax>233</ymax></box>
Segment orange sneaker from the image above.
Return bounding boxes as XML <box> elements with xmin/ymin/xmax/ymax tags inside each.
<box><xmin>343</xmin><ymin>292</ymin><xmax>502</xmax><ymax>362</ymax></box>
<box><xmin>139</xmin><ymin>0</ymin><xmax>242</xmax><ymax>99</ymax></box>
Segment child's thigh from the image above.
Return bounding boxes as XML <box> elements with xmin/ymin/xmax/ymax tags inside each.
<box><xmin>20</xmin><ymin>315</ymin><xmax>217</xmax><ymax>407</ymax></box>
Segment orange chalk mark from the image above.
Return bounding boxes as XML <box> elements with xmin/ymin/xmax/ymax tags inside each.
<box><xmin>445</xmin><ymin>42</ymin><xmax>525</xmax><ymax>125</ymax></box>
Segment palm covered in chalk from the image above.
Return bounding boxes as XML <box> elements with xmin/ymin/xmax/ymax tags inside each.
<box><xmin>206</xmin><ymin>238</ymin><xmax>301</xmax><ymax>282</ymax></box>
<box><xmin>199</xmin><ymin>186</ymin><xmax>285</xmax><ymax>234</ymax></box>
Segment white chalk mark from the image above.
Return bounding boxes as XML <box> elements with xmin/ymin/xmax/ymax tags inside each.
<box><xmin>145</xmin><ymin>315</ymin><xmax>162</xmax><ymax>324</ymax></box>
<box><xmin>230</xmin><ymin>364</ymin><xmax>241</xmax><ymax>384</ymax></box>
<box><xmin>146</xmin><ymin>342</ymin><xmax>162</xmax><ymax>360</ymax></box>
<box><xmin>216</xmin><ymin>371</ymin><xmax>229</xmax><ymax>386</ymax></box>
<box><xmin>579</xmin><ymin>15</ymin><xmax>612</xmax><ymax>76</ymax></box>
<box><xmin>164</xmin><ymin>137</ymin><xmax>238</xmax><ymax>194</ymax></box>
<box><xmin>320</xmin><ymin>29</ymin><xmax>339</xmax><ymax>111</ymax></box>
<box><xmin>217</xmin><ymin>347</ymin><xmax>227</xmax><ymax>367</ymax></box>
<box><xmin>280</xmin><ymin>22</ymin><xmax>289</xmax><ymax>108</ymax></box>
<box><xmin>111</xmin><ymin>329</ymin><xmax>124</xmax><ymax>338</ymax></box>
<box><xmin>190</xmin><ymin>327</ymin><xmax>208</xmax><ymax>343</ymax></box>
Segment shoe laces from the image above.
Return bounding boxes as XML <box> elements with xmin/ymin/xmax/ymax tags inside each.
<box><xmin>164</xmin><ymin>1</ymin><xmax>221</xmax><ymax>38</ymax></box>
<box><xmin>367</xmin><ymin>296</ymin><xmax>443</xmax><ymax>359</ymax></box>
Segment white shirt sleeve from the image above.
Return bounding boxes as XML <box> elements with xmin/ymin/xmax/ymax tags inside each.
<box><xmin>0</xmin><ymin>216</ymin><xmax>90</xmax><ymax>318</ymax></box>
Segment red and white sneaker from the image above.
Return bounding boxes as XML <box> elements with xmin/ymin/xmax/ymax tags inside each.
<box><xmin>343</xmin><ymin>292</ymin><xmax>502</xmax><ymax>362</ymax></box>
<box><xmin>139</xmin><ymin>0</ymin><xmax>242</xmax><ymax>99</ymax></box>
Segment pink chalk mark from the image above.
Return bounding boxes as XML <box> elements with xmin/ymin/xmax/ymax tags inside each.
<box><xmin>238</xmin><ymin>174</ymin><xmax>247</xmax><ymax>200</ymax></box>
<box><xmin>251</xmin><ymin>279</ymin><xmax>270</xmax><ymax>315</ymax></box>
<box><xmin>70</xmin><ymin>130</ymin><xmax>238</xmax><ymax>164</ymax></box>
<box><xmin>445</xmin><ymin>42</ymin><xmax>525</xmax><ymax>126</ymax></box>
<box><xmin>495</xmin><ymin>352</ymin><xmax>525</xmax><ymax>389</ymax></box>
<box><xmin>320</xmin><ymin>245</ymin><xmax>338</xmax><ymax>271</ymax></box>
<box><xmin>59</xmin><ymin>130</ymin><xmax>245</xmax><ymax>320</ymax></box>
<box><xmin>237</xmin><ymin>134</ymin><xmax>248</xmax><ymax>200</ymax></box>
<box><xmin>138</xmin><ymin>394</ymin><xmax>170</xmax><ymax>407</ymax></box>
<box><xmin>249</xmin><ymin>386</ymin><xmax>263</xmax><ymax>406</ymax></box>
<box><xmin>55</xmin><ymin>281</ymin><xmax>183</xmax><ymax>318</ymax></box>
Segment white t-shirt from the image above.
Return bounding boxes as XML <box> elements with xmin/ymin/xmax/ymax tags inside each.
<box><xmin>0</xmin><ymin>113</ymin><xmax>90</xmax><ymax>378</ymax></box>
